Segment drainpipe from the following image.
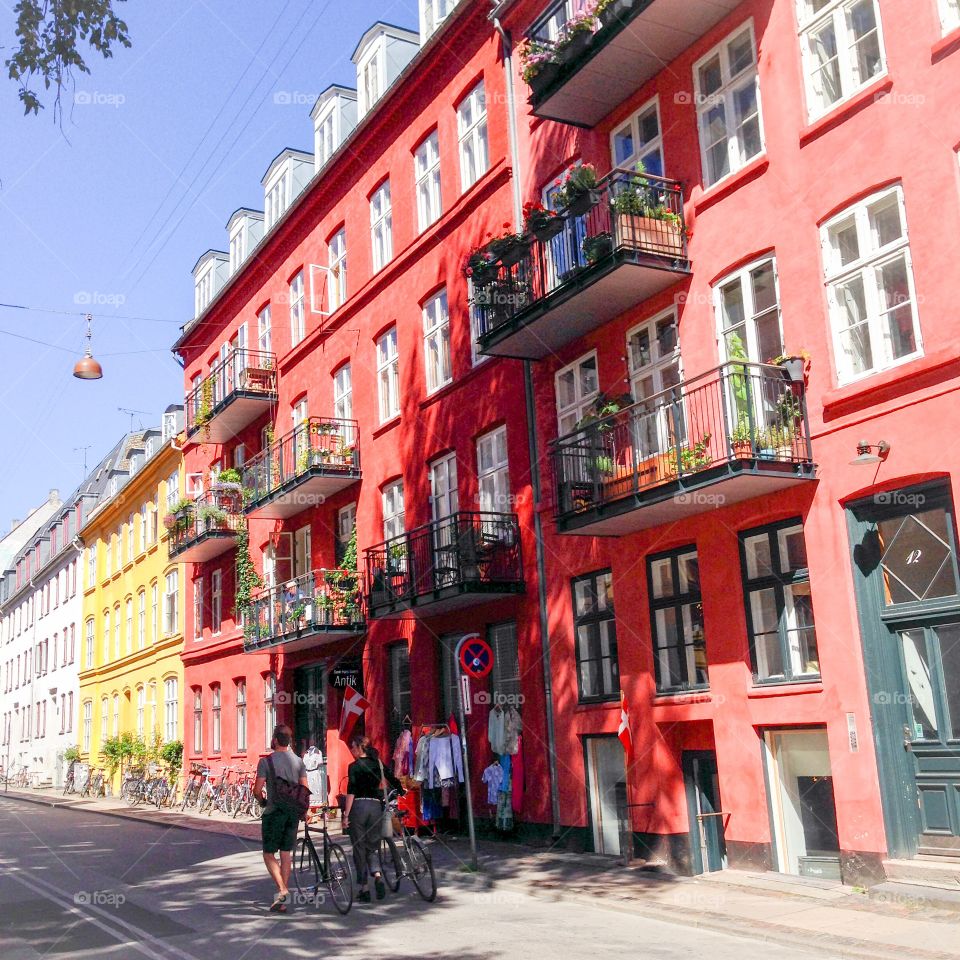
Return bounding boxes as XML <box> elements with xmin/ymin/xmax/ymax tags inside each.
<box><xmin>491</xmin><ymin>4</ymin><xmax>562</xmax><ymax>840</ymax></box>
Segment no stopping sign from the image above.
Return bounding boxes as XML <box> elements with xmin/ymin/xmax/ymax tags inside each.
<box><xmin>459</xmin><ymin>636</ymin><xmax>494</xmax><ymax>679</ymax></box>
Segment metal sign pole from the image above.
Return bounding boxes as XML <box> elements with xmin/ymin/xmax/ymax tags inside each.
<box><xmin>454</xmin><ymin>632</ymin><xmax>482</xmax><ymax>872</ymax></box>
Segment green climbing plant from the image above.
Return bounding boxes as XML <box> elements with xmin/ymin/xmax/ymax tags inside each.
<box><xmin>234</xmin><ymin>520</ymin><xmax>262</xmax><ymax>619</ymax></box>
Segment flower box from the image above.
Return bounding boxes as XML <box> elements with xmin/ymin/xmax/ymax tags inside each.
<box><xmin>616</xmin><ymin>213</ymin><xmax>684</xmax><ymax>258</ymax></box>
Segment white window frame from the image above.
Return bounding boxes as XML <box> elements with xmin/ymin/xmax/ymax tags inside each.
<box><xmin>423</xmin><ymin>290</ymin><xmax>452</xmax><ymax>394</ymax></box>
<box><xmin>457</xmin><ymin>81</ymin><xmax>489</xmax><ymax>192</ymax></box>
<box><xmin>193</xmin><ymin>577</ymin><xmax>203</xmax><ymax>640</ymax></box>
<box><xmin>236</xmin><ymin>681</ymin><xmax>247</xmax><ymax>752</ymax></box>
<box><xmin>415</xmin><ymin>130</ymin><xmax>442</xmax><ymax>231</ymax></box>
<box><xmin>289</xmin><ymin>270</ymin><xmax>306</xmax><ymax>346</ymax></box>
<box><xmin>164</xmin><ymin>678</ymin><xmax>178</xmax><ymax>743</ymax></box>
<box><xmin>358</xmin><ymin>44</ymin><xmax>383</xmax><ymax>116</ymax></box>
<box><xmin>370</xmin><ymin>180</ymin><xmax>393</xmax><ymax>272</ymax></box>
<box><xmin>610</xmin><ymin>96</ymin><xmax>665</xmax><ymax>175</ymax></box>
<box><xmin>257</xmin><ymin>305</ymin><xmax>272</xmax><ymax>354</ymax></box>
<box><xmin>714</xmin><ymin>257</ymin><xmax>784</xmax><ymax>364</ymax></box>
<box><xmin>85</xmin><ymin>618</ymin><xmax>94</xmax><ymax>669</ymax></box>
<box><xmin>211</xmin><ymin>684</ymin><xmax>221</xmax><ymax>754</ymax></box>
<box><xmin>328</xmin><ymin>229</ymin><xmax>347</xmax><ymax>312</ymax></box>
<box><xmin>555</xmin><ymin>352</ymin><xmax>599</xmax><ymax>435</ymax></box>
<box><xmin>820</xmin><ymin>184</ymin><xmax>922</xmax><ymax>385</ymax></box>
<box><xmin>797</xmin><ymin>0</ymin><xmax>887</xmax><ymax>120</ymax></box>
<box><xmin>164</xmin><ymin>570</ymin><xmax>179</xmax><ymax>636</ymax></box>
<box><xmin>376</xmin><ymin>327</ymin><xmax>400</xmax><ymax>423</ymax></box>
<box><xmin>264</xmin><ymin>673</ymin><xmax>277</xmax><ymax>750</ymax></box>
<box><xmin>83</xmin><ymin>700</ymin><xmax>92</xmax><ymax>752</ymax></box>
<box><xmin>693</xmin><ymin>23</ymin><xmax>765</xmax><ymax>188</ymax></box>
<box><xmin>938</xmin><ymin>0</ymin><xmax>960</xmax><ymax>34</ymax></box>
<box><xmin>382</xmin><ymin>480</ymin><xmax>405</xmax><ymax>542</ymax></box>
<box><xmin>211</xmin><ymin>569</ymin><xmax>223</xmax><ymax>635</ymax></box>
<box><xmin>477</xmin><ymin>426</ymin><xmax>510</xmax><ymax>513</ymax></box>
<box><xmin>333</xmin><ymin>363</ymin><xmax>353</xmax><ymax>422</ymax></box>
<box><xmin>137</xmin><ymin>590</ymin><xmax>146</xmax><ymax>649</ymax></box>
<box><xmin>429</xmin><ymin>453</ymin><xmax>459</xmax><ymax>522</ymax></box>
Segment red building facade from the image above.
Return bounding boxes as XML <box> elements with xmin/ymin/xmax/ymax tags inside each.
<box><xmin>174</xmin><ymin>0</ymin><xmax>960</xmax><ymax>884</ymax></box>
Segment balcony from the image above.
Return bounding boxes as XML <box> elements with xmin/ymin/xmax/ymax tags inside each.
<box><xmin>243</xmin><ymin>568</ymin><xmax>365</xmax><ymax>654</ymax></box>
<box><xmin>364</xmin><ymin>512</ymin><xmax>525</xmax><ymax>618</ymax></box>
<box><xmin>243</xmin><ymin>418</ymin><xmax>360</xmax><ymax>519</ymax></box>
<box><xmin>474</xmin><ymin>169</ymin><xmax>689</xmax><ymax>360</ymax></box>
<box><xmin>185</xmin><ymin>348</ymin><xmax>277</xmax><ymax>443</ymax></box>
<box><xmin>524</xmin><ymin>0</ymin><xmax>740</xmax><ymax>127</ymax></box>
<box><xmin>167</xmin><ymin>489</ymin><xmax>244</xmax><ymax>562</ymax></box>
<box><xmin>551</xmin><ymin>362</ymin><xmax>816</xmax><ymax>535</ymax></box>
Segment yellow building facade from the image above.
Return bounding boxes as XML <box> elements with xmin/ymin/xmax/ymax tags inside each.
<box><xmin>78</xmin><ymin>425</ymin><xmax>185</xmax><ymax>787</ymax></box>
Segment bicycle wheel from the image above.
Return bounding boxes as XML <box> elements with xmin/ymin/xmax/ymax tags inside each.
<box><xmin>408</xmin><ymin>837</ymin><xmax>437</xmax><ymax>902</ymax></box>
<box><xmin>293</xmin><ymin>837</ymin><xmax>321</xmax><ymax>904</ymax></box>
<box><xmin>198</xmin><ymin>790</ymin><xmax>211</xmax><ymax>814</ymax></box>
<box><xmin>378</xmin><ymin>838</ymin><xmax>402</xmax><ymax>892</ymax></box>
<box><xmin>180</xmin><ymin>783</ymin><xmax>197</xmax><ymax>810</ymax></box>
<box><xmin>323</xmin><ymin>841</ymin><xmax>353</xmax><ymax>915</ymax></box>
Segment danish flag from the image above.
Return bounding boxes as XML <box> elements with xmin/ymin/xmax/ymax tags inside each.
<box><xmin>338</xmin><ymin>685</ymin><xmax>370</xmax><ymax>742</ymax></box>
<box><xmin>618</xmin><ymin>689</ymin><xmax>634</xmax><ymax>764</ymax></box>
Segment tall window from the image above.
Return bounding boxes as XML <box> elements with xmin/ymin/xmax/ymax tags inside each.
<box><xmin>164</xmin><ymin>570</ymin><xmax>179</xmax><ymax>636</ymax></box>
<box><xmin>236</xmin><ymin>681</ymin><xmax>247</xmax><ymax>752</ymax></box>
<box><xmin>264</xmin><ymin>673</ymin><xmax>277</xmax><ymax>749</ymax></box>
<box><xmin>138</xmin><ymin>504</ymin><xmax>146</xmax><ymax>553</ymax></box>
<box><xmin>103</xmin><ymin>536</ymin><xmax>112</xmax><ymax>580</ymax></box>
<box><xmin>126</xmin><ymin>515</ymin><xmax>134</xmax><ymax>561</ymax></box>
<box><xmin>289</xmin><ymin>270</ymin><xmax>305</xmax><ymax>346</ymax></box>
<box><xmin>165</xmin><ymin>471</ymin><xmax>180</xmax><ymax>511</ymax></box>
<box><xmin>457</xmin><ymin>81</ymin><xmax>488</xmax><ymax>191</ymax></box>
<box><xmin>151</xmin><ymin>582</ymin><xmax>159</xmax><ymax>644</ymax></box>
<box><xmin>113</xmin><ymin>603</ymin><xmax>121</xmax><ymax>659</ymax></box>
<box><xmin>83</xmin><ymin>701</ymin><xmax>92</xmax><ymax>752</ymax></box>
<box><xmin>798</xmin><ymin>0</ymin><xmax>885</xmax><ymax>118</ymax></box>
<box><xmin>572</xmin><ymin>571</ymin><xmax>620</xmax><ymax>701</ymax></box>
<box><xmin>192</xmin><ymin>688</ymin><xmax>201</xmax><ymax>753</ymax></box>
<box><xmin>135</xmin><ymin>592</ymin><xmax>144</xmax><ymax>650</ymax></box>
<box><xmin>193</xmin><ymin>577</ymin><xmax>204</xmax><ymax>640</ymax></box>
<box><xmin>715</xmin><ymin>258</ymin><xmax>783</xmax><ymax>363</ymax></box>
<box><xmin>477</xmin><ymin>426</ymin><xmax>509</xmax><ymax>512</ymax></box>
<box><xmin>382</xmin><ymin>480</ymin><xmax>405</xmax><ymax>542</ymax></box>
<box><xmin>694</xmin><ymin>25</ymin><xmax>763</xmax><ymax>187</ymax></box>
<box><xmin>648</xmin><ymin>548</ymin><xmax>707</xmax><ymax>692</ymax></box>
<box><xmin>333</xmin><ymin>363</ymin><xmax>354</xmax><ymax>446</ymax></box>
<box><xmin>626</xmin><ymin>311</ymin><xmax>682</xmax><ymax>456</ymax></box>
<box><xmin>211</xmin><ymin>569</ymin><xmax>223</xmax><ymax>635</ymax></box>
<box><xmin>821</xmin><ymin>185</ymin><xmax>920</xmax><ymax>384</ymax></box>
<box><xmin>415</xmin><ymin>130</ymin><xmax>442</xmax><ymax>231</ymax></box>
<box><xmin>257</xmin><ymin>305</ymin><xmax>272</xmax><ymax>354</ymax></box>
<box><xmin>103</xmin><ymin>608</ymin><xmax>110</xmax><ymax>662</ymax></box>
<box><xmin>387</xmin><ymin>642</ymin><xmax>411</xmax><ymax>741</ymax></box>
<box><xmin>377</xmin><ymin>327</ymin><xmax>400</xmax><ymax>423</ymax></box>
<box><xmin>336</xmin><ymin>503</ymin><xmax>357</xmax><ymax>566</ymax></box>
<box><xmin>741</xmin><ymin>520</ymin><xmax>819</xmax><ymax>681</ymax></box>
<box><xmin>430</xmin><ymin>454</ymin><xmax>459</xmax><ymax>522</ymax></box>
<box><xmin>163</xmin><ymin>678</ymin><xmax>178</xmax><ymax>742</ymax></box>
<box><xmin>611</xmin><ymin>98</ymin><xmax>664</xmax><ymax>176</ymax></box>
<box><xmin>137</xmin><ymin>686</ymin><xmax>147</xmax><ymax>737</ymax></box>
<box><xmin>87</xmin><ymin>543</ymin><xmax>97</xmax><ymax>586</ymax></box>
<box><xmin>328</xmin><ymin>229</ymin><xmax>347</xmax><ymax>312</ymax></box>
<box><xmin>124</xmin><ymin>599</ymin><xmax>132</xmax><ymax>655</ymax></box>
<box><xmin>555</xmin><ymin>353</ymin><xmax>598</xmax><ymax>435</ymax></box>
<box><xmin>85</xmin><ymin>619</ymin><xmax>94</xmax><ymax>668</ymax></box>
<box><xmin>489</xmin><ymin>621</ymin><xmax>521</xmax><ymax>703</ymax></box>
<box><xmin>211</xmin><ymin>684</ymin><xmax>221</xmax><ymax>754</ymax></box>
<box><xmin>370</xmin><ymin>180</ymin><xmax>393</xmax><ymax>272</ymax></box>
<box><xmin>112</xmin><ymin>693</ymin><xmax>120</xmax><ymax>737</ymax></box>
<box><xmin>423</xmin><ymin>290</ymin><xmax>452</xmax><ymax>393</ymax></box>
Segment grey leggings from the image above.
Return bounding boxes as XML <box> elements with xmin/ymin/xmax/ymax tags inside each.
<box><xmin>349</xmin><ymin>798</ymin><xmax>383</xmax><ymax>885</ymax></box>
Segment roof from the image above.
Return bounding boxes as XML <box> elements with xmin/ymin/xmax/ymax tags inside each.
<box><xmin>351</xmin><ymin>20</ymin><xmax>420</xmax><ymax>62</ymax></box>
<box><xmin>310</xmin><ymin>84</ymin><xmax>358</xmax><ymax>120</ymax></box>
<box><xmin>260</xmin><ymin>147</ymin><xmax>315</xmax><ymax>187</ymax></box>
<box><xmin>191</xmin><ymin>248</ymin><xmax>229</xmax><ymax>275</ymax></box>
<box><xmin>226</xmin><ymin>207</ymin><xmax>265</xmax><ymax>231</ymax></box>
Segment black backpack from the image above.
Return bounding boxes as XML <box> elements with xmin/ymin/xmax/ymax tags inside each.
<box><xmin>265</xmin><ymin>754</ymin><xmax>311</xmax><ymax>820</ymax></box>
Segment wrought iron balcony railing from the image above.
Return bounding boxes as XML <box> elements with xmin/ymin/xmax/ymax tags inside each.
<box><xmin>524</xmin><ymin>0</ymin><xmax>738</xmax><ymax>126</ymax></box>
<box><xmin>474</xmin><ymin>168</ymin><xmax>688</xmax><ymax>359</ymax></box>
<box><xmin>364</xmin><ymin>512</ymin><xmax>524</xmax><ymax>616</ymax></box>
<box><xmin>167</xmin><ymin>488</ymin><xmax>244</xmax><ymax>562</ymax></box>
<box><xmin>551</xmin><ymin>361</ymin><xmax>816</xmax><ymax>534</ymax></box>
<box><xmin>243</xmin><ymin>567</ymin><xmax>364</xmax><ymax>653</ymax></box>
<box><xmin>185</xmin><ymin>348</ymin><xmax>277</xmax><ymax>441</ymax></box>
<box><xmin>242</xmin><ymin>417</ymin><xmax>360</xmax><ymax>518</ymax></box>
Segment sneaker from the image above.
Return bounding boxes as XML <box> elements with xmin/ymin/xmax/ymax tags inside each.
<box><xmin>357</xmin><ymin>890</ymin><xmax>371</xmax><ymax>904</ymax></box>
<box><xmin>374</xmin><ymin>876</ymin><xmax>386</xmax><ymax>900</ymax></box>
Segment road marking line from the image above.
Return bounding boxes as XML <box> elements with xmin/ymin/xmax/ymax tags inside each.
<box><xmin>7</xmin><ymin>868</ymin><xmax>200</xmax><ymax>960</ymax></box>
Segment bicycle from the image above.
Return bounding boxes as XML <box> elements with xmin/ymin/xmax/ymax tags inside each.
<box><xmin>81</xmin><ymin>768</ymin><xmax>106</xmax><ymax>798</ymax></box>
<box><xmin>293</xmin><ymin>804</ymin><xmax>353</xmax><ymax>914</ymax></box>
<box><xmin>62</xmin><ymin>763</ymin><xmax>77</xmax><ymax>796</ymax></box>
<box><xmin>231</xmin><ymin>769</ymin><xmax>262</xmax><ymax>820</ymax></box>
<box><xmin>180</xmin><ymin>763</ymin><xmax>210</xmax><ymax>810</ymax></box>
<box><xmin>378</xmin><ymin>791</ymin><xmax>437</xmax><ymax>902</ymax></box>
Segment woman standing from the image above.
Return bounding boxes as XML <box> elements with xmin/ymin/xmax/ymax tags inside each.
<box><xmin>342</xmin><ymin>735</ymin><xmax>403</xmax><ymax>903</ymax></box>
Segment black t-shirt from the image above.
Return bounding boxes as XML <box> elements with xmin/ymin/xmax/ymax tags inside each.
<box><xmin>347</xmin><ymin>755</ymin><xmax>403</xmax><ymax>799</ymax></box>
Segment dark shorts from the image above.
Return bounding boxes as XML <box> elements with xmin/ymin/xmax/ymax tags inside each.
<box><xmin>261</xmin><ymin>808</ymin><xmax>299</xmax><ymax>854</ymax></box>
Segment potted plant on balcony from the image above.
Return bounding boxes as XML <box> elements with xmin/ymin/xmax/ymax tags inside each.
<box><xmin>555</xmin><ymin>8</ymin><xmax>597</xmax><ymax>63</ymax></box>
<box><xmin>485</xmin><ymin>225</ymin><xmax>531</xmax><ymax>268</ymax></box>
<box><xmin>518</xmin><ymin>37</ymin><xmax>561</xmax><ymax>96</ymax></box>
<box><xmin>666</xmin><ymin>434</ymin><xmax>712</xmax><ymax>475</ymax></box>
<box><xmin>597</xmin><ymin>0</ymin><xmax>634</xmax><ymax>28</ymax></box>
<box><xmin>523</xmin><ymin>200</ymin><xmax>564</xmax><ymax>242</ymax></box>
<box><xmin>315</xmin><ymin>591</ymin><xmax>334</xmax><ymax>626</ymax></box>
<box><xmin>770</xmin><ymin>350</ymin><xmax>810</xmax><ymax>382</ymax></box>
<box><xmin>611</xmin><ymin>162</ymin><xmax>685</xmax><ymax>258</ymax></box>
<box><xmin>197</xmin><ymin>503</ymin><xmax>228</xmax><ymax>531</ymax></box>
<box><xmin>731</xmin><ymin>414</ymin><xmax>754</xmax><ymax>459</ymax></box>
<box><xmin>582</xmin><ymin>231</ymin><xmax>613</xmax><ymax>264</ymax></box>
<box><xmin>463</xmin><ymin>245</ymin><xmax>499</xmax><ymax>285</ymax></box>
<box><xmin>170</xmin><ymin>498</ymin><xmax>196</xmax><ymax>532</ymax></box>
<box><xmin>554</xmin><ymin>163</ymin><xmax>600</xmax><ymax>217</ymax></box>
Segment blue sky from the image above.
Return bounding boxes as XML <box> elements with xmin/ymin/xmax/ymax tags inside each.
<box><xmin>0</xmin><ymin>0</ymin><xmax>419</xmax><ymax>525</ymax></box>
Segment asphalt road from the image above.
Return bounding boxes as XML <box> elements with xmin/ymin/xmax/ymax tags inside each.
<box><xmin>0</xmin><ymin>797</ymin><xmax>837</xmax><ymax>960</ymax></box>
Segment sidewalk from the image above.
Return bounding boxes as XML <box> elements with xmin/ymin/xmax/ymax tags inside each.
<box><xmin>4</xmin><ymin>785</ymin><xmax>960</xmax><ymax>959</ymax></box>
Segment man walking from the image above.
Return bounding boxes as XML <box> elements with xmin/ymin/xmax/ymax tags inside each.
<box><xmin>254</xmin><ymin>724</ymin><xmax>309</xmax><ymax>913</ymax></box>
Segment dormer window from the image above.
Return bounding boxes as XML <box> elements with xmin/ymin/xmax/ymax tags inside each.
<box><xmin>358</xmin><ymin>50</ymin><xmax>382</xmax><ymax>116</ymax></box>
<box><xmin>229</xmin><ymin>229</ymin><xmax>246</xmax><ymax>273</ymax></box>
<box><xmin>421</xmin><ymin>0</ymin><xmax>454</xmax><ymax>40</ymax></box>
<box><xmin>265</xmin><ymin>176</ymin><xmax>289</xmax><ymax>230</ymax></box>
<box><xmin>311</xmin><ymin>86</ymin><xmax>358</xmax><ymax>173</ymax></box>
<box><xmin>162</xmin><ymin>412</ymin><xmax>177</xmax><ymax>440</ymax></box>
<box><xmin>262</xmin><ymin>151</ymin><xmax>313</xmax><ymax>230</ymax></box>
<box><xmin>193</xmin><ymin>252</ymin><xmax>229</xmax><ymax>319</ymax></box>
<box><xmin>227</xmin><ymin>210</ymin><xmax>264</xmax><ymax>275</ymax></box>
<box><xmin>317</xmin><ymin>112</ymin><xmax>335</xmax><ymax>166</ymax></box>
<box><xmin>352</xmin><ymin>24</ymin><xmax>419</xmax><ymax>119</ymax></box>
